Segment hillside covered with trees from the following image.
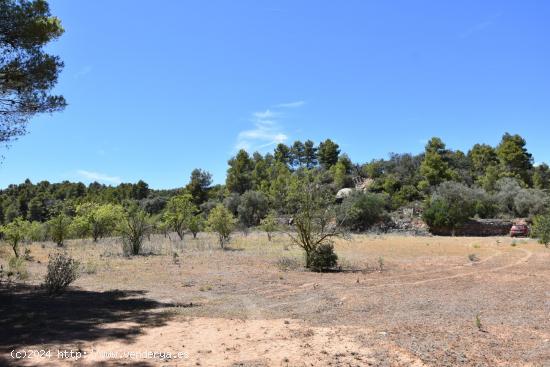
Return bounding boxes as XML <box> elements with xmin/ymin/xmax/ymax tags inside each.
<box><xmin>1</xmin><ymin>133</ymin><xmax>549</xmax><ymax>236</ymax></box>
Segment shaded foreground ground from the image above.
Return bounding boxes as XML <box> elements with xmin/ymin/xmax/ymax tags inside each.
<box><xmin>1</xmin><ymin>233</ymin><xmax>549</xmax><ymax>366</ymax></box>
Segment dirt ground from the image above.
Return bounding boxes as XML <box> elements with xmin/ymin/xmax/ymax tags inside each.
<box><xmin>1</xmin><ymin>233</ymin><xmax>549</xmax><ymax>367</ymax></box>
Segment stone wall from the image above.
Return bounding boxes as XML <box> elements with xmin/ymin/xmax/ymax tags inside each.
<box><xmin>429</xmin><ymin>219</ymin><xmax>513</xmax><ymax>236</ymax></box>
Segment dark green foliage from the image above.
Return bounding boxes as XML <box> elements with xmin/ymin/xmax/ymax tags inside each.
<box><xmin>1</xmin><ymin>133</ymin><xmax>549</xmax><ymax>240</ymax></box>
<box><xmin>274</xmin><ymin>143</ymin><xmax>292</xmax><ymax>166</ymax></box>
<box><xmin>186</xmin><ymin>169</ymin><xmax>212</xmax><ymax>205</ymax></box>
<box><xmin>533</xmin><ymin>163</ymin><xmax>550</xmax><ymax>190</ymax></box>
<box><xmin>1</xmin><ymin>0</ymin><xmax>66</xmax><ymax>147</ymax></box>
<box><xmin>317</xmin><ymin>139</ymin><xmax>340</xmax><ymax>169</ymax></box>
<box><xmin>140</xmin><ymin>196</ymin><xmax>166</xmax><ymax>214</ymax></box>
<box><xmin>237</xmin><ymin>190</ymin><xmax>269</xmax><ymax>227</ymax></box>
<box><xmin>419</xmin><ymin>137</ymin><xmax>457</xmax><ymax>187</ymax></box>
<box><xmin>496</xmin><ymin>133</ymin><xmax>533</xmax><ymax>184</ymax></box>
<box><xmin>290</xmin><ymin>141</ymin><xmax>305</xmax><ymax>168</ymax></box>
<box><xmin>223</xmin><ymin>193</ymin><xmax>241</xmax><ymax>216</ymax></box>
<box><xmin>468</xmin><ymin>144</ymin><xmax>499</xmax><ymax>179</ymax></box>
<box><xmin>423</xmin><ymin>182</ymin><xmax>483</xmax><ymax>232</ymax></box>
<box><xmin>309</xmin><ymin>243</ymin><xmax>338</xmax><ymax>272</ymax></box>
<box><xmin>303</xmin><ymin>139</ymin><xmax>318</xmax><ymax>169</ymax></box>
<box><xmin>226</xmin><ymin>150</ymin><xmax>254</xmax><ymax>194</ymax></box>
<box><xmin>339</xmin><ymin>191</ymin><xmax>388</xmax><ymax>231</ymax></box>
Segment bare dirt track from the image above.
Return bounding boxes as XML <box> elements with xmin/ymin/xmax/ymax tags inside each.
<box><xmin>1</xmin><ymin>234</ymin><xmax>549</xmax><ymax>366</ymax></box>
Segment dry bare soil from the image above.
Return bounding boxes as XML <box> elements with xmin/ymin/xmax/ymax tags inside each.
<box><xmin>1</xmin><ymin>233</ymin><xmax>549</xmax><ymax>366</ymax></box>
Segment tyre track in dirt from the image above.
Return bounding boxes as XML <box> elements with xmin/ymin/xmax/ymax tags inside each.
<box><xmin>229</xmin><ymin>247</ymin><xmax>532</xmax><ymax>315</ymax></box>
<box><xmin>236</xmin><ymin>245</ymin><xmax>505</xmax><ymax>303</ymax></box>
<box><xmin>336</xmin><ymin>247</ymin><xmax>532</xmax><ymax>295</ymax></box>
<box><xmin>249</xmin><ymin>248</ymin><xmax>532</xmax><ymax>311</ymax></box>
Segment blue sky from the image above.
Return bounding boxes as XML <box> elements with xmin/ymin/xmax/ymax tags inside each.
<box><xmin>1</xmin><ymin>0</ymin><xmax>549</xmax><ymax>189</ymax></box>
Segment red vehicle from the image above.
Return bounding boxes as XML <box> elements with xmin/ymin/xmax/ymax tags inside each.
<box><xmin>510</xmin><ymin>224</ymin><xmax>530</xmax><ymax>237</ymax></box>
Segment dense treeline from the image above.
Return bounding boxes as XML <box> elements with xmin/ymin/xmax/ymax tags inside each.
<box><xmin>1</xmin><ymin>133</ymin><xmax>549</xmax><ymax>231</ymax></box>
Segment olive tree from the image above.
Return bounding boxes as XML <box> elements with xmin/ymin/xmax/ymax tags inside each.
<box><xmin>237</xmin><ymin>190</ymin><xmax>269</xmax><ymax>228</ymax></box>
<box><xmin>287</xmin><ymin>178</ymin><xmax>344</xmax><ymax>270</ymax></box>
<box><xmin>0</xmin><ymin>217</ymin><xmax>30</xmax><ymax>257</ymax></box>
<box><xmin>71</xmin><ymin>202</ymin><xmax>123</xmax><ymax>241</ymax></box>
<box><xmin>207</xmin><ymin>204</ymin><xmax>236</xmax><ymax>248</ymax></box>
<box><xmin>187</xmin><ymin>214</ymin><xmax>205</xmax><ymax>239</ymax></box>
<box><xmin>164</xmin><ymin>193</ymin><xmax>196</xmax><ymax>240</ymax></box>
<box><xmin>259</xmin><ymin>211</ymin><xmax>278</xmax><ymax>241</ymax></box>
<box><xmin>47</xmin><ymin>214</ymin><xmax>72</xmax><ymax>247</ymax></box>
<box><xmin>118</xmin><ymin>205</ymin><xmax>150</xmax><ymax>256</ymax></box>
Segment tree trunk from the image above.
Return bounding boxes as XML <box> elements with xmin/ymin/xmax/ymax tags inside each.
<box><xmin>12</xmin><ymin>243</ymin><xmax>19</xmax><ymax>258</ymax></box>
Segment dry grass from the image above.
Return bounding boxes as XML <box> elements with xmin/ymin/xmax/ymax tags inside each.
<box><xmin>1</xmin><ymin>232</ymin><xmax>549</xmax><ymax>366</ymax></box>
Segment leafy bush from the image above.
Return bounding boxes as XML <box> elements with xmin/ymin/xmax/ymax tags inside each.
<box><xmin>0</xmin><ymin>217</ymin><xmax>30</xmax><ymax>257</ymax></box>
<box><xmin>27</xmin><ymin>221</ymin><xmax>47</xmax><ymax>242</ymax></box>
<box><xmin>288</xmin><ymin>179</ymin><xmax>344</xmax><ymax>269</ymax></box>
<box><xmin>44</xmin><ymin>252</ymin><xmax>80</xmax><ymax>295</ymax></box>
<box><xmin>8</xmin><ymin>256</ymin><xmax>28</xmax><ymax>280</ymax></box>
<box><xmin>237</xmin><ymin>190</ymin><xmax>269</xmax><ymax>227</ymax></box>
<box><xmin>513</xmin><ymin>189</ymin><xmax>549</xmax><ymax>218</ymax></box>
<box><xmin>532</xmin><ymin>212</ymin><xmax>550</xmax><ymax>248</ymax></box>
<box><xmin>207</xmin><ymin>204</ymin><xmax>236</xmax><ymax>248</ymax></box>
<box><xmin>187</xmin><ymin>215</ymin><xmax>205</xmax><ymax>239</ymax></box>
<box><xmin>259</xmin><ymin>211</ymin><xmax>278</xmax><ymax>241</ymax></box>
<box><xmin>118</xmin><ymin>206</ymin><xmax>150</xmax><ymax>256</ymax></box>
<box><xmin>493</xmin><ymin>178</ymin><xmax>550</xmax><ymax>218</ymax></box>
<box><xmin>309</xmin><ymin>243</ymin><xmax>338</xmax><ymax>272</ymax></box>
<box><xmin>164</xmin><ymin>194</ymin><xmax>196</xmax><ymax>240</ymax></box>
<box><xmin>223</xmin><ymin>193</ymin><xmax>241</xmax><ymax>216</ymax></box>
<box><xmin>72</xmin><ymin>203</ymin><xmax>124</xmax><ymax>242</ymax></box>
<box><xmin>339</xmin><ymin>191</ymin><xmax>388</xmax><ymax>231</ymax></box>
<box><xmin>47</xmin><ymin>214</ymin><xmax>72</xmax><ymax>247</ymax></box>
<box><xmin>423</xmin><ymin>182</ymin><xmax>478</xmax><ymax>232</ymax></box>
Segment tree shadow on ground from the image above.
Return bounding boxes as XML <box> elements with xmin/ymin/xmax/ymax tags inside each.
<box><xmin>0</xmin><ymin>284</ymin><xmax>176</xmax><ymax>354</ymax></box>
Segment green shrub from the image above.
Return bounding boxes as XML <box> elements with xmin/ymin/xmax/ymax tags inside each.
<box><xmin>47</xmin><ymin>214</ymin><xmax>72</xmax><ymax>247</ymax></box>
<box><xmin>207</xmin><ymin>204</ymin><xmax>236</xmax><ymax>248</ymax></box>
<box><xmin>27</xmin><ymin>221</ymin><xmax>47</xmax><ymax>242</ymax></box>
<box><xmin>72</xmin><ymin>203</ymin><xmax>124</xmax><ymax>242</ymax></box>
<box><xmin>309</xmin><ymin>243</ymin><xmax>338</xmax><ymax>272</ymax></box>
<box><xmin>0</xmin><ymin>217</ymin><xmax>30</xmax><ymax>257</ymax></box>
<box><xmin>339</xmin><ymin>191</ymin><xmax>388</xmax><ymax>231</ymax></box>
<box><xmin>164</xmin><ymin>194</ymin><xmax>197</xmax><ymax>240</ymax></box>
<box><xmin>259</xmin><ymin>211</ymin><xmax>278</xmax><ymax>241</ymax></box>
<box><xmin>187</xmin><ymin>215</ymin><xmax>205</xmax><ymax>239</ymax></box>
<box><xmin>118</xmin><ymin>206</ymin><xmax>150</xmax><ymax>256</ymax></box>
<box><xmin>237</xmin><ymin>190</ymin><xmax>269</xmax><ymax>227</ymax></box>
<box><xmin>532</xmin><ymin>212</ymin><xmax>550</xmax><ymax>248</ymax></box>
<box><xmin>423</xmin><ymin>182</ymin><xmax>478</xmax><ymax>233</ymax></box>
<box><xmin>8</xmin><ymin>256</ymin><xmax>28</xmax><ymax>280</ymax></box>
<box><xmin>44</xmin><ymin>252</ymin><xmax>79</xmax><ymax>295</ymax></box>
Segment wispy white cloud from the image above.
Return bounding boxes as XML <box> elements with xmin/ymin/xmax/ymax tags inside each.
<box><xmin>276</xmin><ymin>100</ymin><xmax>306</xmax><ymax>108</ymax></box>
<box><xmin>459</xmin><ymin>13</ymin><xmax>502</xmax><ymax>39</ymax></box>
<box><xmin>236</xmin><ymin>109</ymin><xmax>288</xmax><ymax>151</ymax></box>
<box><xmin>77</xmin><ymin>170</ymin><xmax>121</xmax><ymax>184</ymax></box>
<box><xmin>235</xmin><ymin>100</ymin><xmax>306</xmax><ymax>152</ymax></box>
